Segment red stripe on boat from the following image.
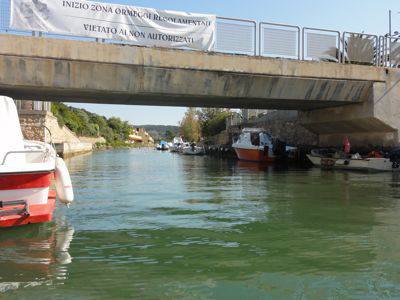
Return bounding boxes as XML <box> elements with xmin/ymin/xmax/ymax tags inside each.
<box><xmin>0</xmin><ymin>173</ymin><xmax>53</xmax><ymax>190</ymax></box>
<box><xmin>0</xmin><ymin>190</ymin><xmax>56</xmax><ymax>228</ymax></box>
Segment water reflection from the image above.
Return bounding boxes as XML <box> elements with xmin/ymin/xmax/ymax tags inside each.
<box><xmin>0</xmin><ymin>219</ymin><xmax>74</xmax><ymax>293</ymax></box>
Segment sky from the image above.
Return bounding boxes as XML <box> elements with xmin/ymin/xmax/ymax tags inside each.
<box><xmin>67</xmin><ymin>0</ymin><xmax>400</xmax><ymax>126</ymax></box>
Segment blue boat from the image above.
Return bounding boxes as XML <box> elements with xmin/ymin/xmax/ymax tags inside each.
<box><xmin>156</xmin><ymin>141</ymin><xmax>170</xmax><ymax>151</ymax></box>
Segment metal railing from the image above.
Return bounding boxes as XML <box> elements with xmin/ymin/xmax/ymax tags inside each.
<box><xmin>387</xmin><ymin>37</ymin><xmax>400</xmax><ymax>68</ymax></box>
<box><xmin>0</xmin><ymin>0</ymin><xmax>399</xmax><ymax>68</ymax></box>
<box><xmin>302</xmin><ymin>27</ymin><xmax>340</xmax><ymax>62</ymax></box>
<box><xmin>343</xmin><ymin>32</ymin><xmax>379</xmax><ymax>66</ymax></box>
<box><xmin>216</xmin><ymin>17</ymin><xmax>257</xmax><ymax>56</ymax></box>
<box><xmin>259</xmin><ymin>22</ymin><xmax>300</xmax><ymax>60</ymax></box>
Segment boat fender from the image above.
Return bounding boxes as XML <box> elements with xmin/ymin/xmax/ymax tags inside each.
<box><xmin>55</xmin><ymin>157</ymin><xmax>74</xmax><ymax>206</ymax></box>
<box><xmin>344</xmin><ymin>160</ymin><xmax>350</xmax><ymax>166</ymax></box>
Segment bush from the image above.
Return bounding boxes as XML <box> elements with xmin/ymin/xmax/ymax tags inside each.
<box><xmin>51</xmin><ymin>103</ymin><xmax>133</xmax><ymax>144</ymax></box>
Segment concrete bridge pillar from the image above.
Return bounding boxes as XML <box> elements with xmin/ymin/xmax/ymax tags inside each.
<box><xmin>299</xmin><ymin>69</ymin><xmax>400</xmax><ymax>148</ymax></box>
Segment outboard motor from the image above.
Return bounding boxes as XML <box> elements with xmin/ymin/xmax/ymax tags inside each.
<box><xmin>273</xmin><ymin>139</ymin><xmax>287</xmax><ymax>158</ymax></box>
<box><xmin>389</xmin><ymin>148</ymin><xmax>400</xmax><ymax>169</ymax></box>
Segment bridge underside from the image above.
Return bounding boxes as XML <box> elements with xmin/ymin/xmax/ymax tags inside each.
<box><xmin>0</xmin><ymin>54</ymin><xmax>370</xmax><ymax>110</ymax></box>
<box><xmin>0</xmin><ymin>87</ymin><xmax>364</xmax><ymax>110</ymax></box>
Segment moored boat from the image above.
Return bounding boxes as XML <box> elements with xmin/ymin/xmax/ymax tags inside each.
<box><xmin>232</xmin><ymin>128</ymin><xmax>276</xmax><ymax>162</ymax></box>
<box><xmin>156</xmin><ymin>141</ymin><xmax>169</xmax><ymax>151</ymax></box>
<box><xmin>0</xmin><ymin>96</ymin><xmax>74</xmax><ymax>228</ymax></box>
<box><xmin>182</xmin><ymin>143</ymin><xmax>205</xmax><ymax>156</ymax></box>
<box><xmin>307</xmin><ymin>148</ymin><xmax>400</xmax><ymax>172</ymax></box>
<box><xmin>170</xmin><ymin>137</ymin><xmax>184</xmax><ymax>153</ymax></box>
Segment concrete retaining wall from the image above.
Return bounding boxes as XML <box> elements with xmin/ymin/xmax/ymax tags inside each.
<box><xmin>55</xmin><ymin>142</ymin><xmax>93</xmax><ymax>158</ymax></box>
<box><xmin>243</xmin><ymin>111</ymin><xmax>318</xmax><ymax>146</ymax></box>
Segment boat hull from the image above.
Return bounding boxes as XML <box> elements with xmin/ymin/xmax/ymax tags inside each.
<box><xmin>234</xmin><ymin>148</ymin><xmax>275</xmax><ymax>162</ymax></box>
<box><xmin>0</xmin><ymin>190</ymin><xmax>56</xmax><ymax>228</ymax></box>
<box><xmin>182</xmin><ymin>147</ymin><xmax>204</xmax><ymax>156</ymax></box>
<box><xmin>0</xmin><ymin>172</ymin><xmax>57</xmax><ymax>228</ymax></box>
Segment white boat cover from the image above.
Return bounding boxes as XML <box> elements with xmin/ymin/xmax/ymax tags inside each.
<box><xmin>0</xmin><ymin>96</ymin><xmax>24</xmax><ymax>165</ymax></box>
<box><xmin>173</xmin><ymin>137</ymin><xmax>184</xmax><ymax>144</ymax></box>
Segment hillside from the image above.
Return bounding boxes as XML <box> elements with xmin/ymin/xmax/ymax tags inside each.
<box><xmin>51</xmin><ymin>103</ymin><xmax>132</xmax><ymax>146</ymax></box>
<box><xmin>137</xmin><ymin>125</ymin><xmax>180</xmax><ymax>141</ymax></box>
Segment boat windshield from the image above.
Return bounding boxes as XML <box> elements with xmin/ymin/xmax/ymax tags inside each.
<box><xmin>0</xmin><ymin>96</ymin><xmax>25</xmax><ymax>165</ymax></box>
<box><xmin>250</xmin><ymin>132</ymin><xmax>260</xmax><ymax>146</ymax></box>
<box><xmin>237</xmin><ymin>131</ymin><xmax>274</xmax><ymax>147</ymax></box>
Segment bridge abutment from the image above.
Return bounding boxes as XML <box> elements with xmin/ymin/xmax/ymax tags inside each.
<box><xmin>299</xmin><ymin>70</ymin><xmax>400</xmax><ymax>148</ymax></box>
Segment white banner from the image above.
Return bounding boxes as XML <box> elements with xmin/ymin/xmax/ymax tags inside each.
<box><xmin>10</xmin><ymin>0</ymin><xmax>216</xmax><ymax>51</ymax></box>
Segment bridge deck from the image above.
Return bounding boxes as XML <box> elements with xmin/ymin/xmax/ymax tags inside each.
<box><xmin>0</xmin><ymin>34</ymin><xmax>387</xmax><ymax>109</ymax></box>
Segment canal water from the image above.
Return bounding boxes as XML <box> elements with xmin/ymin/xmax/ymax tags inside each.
<box><xmin>1</xmin><ymin>149</ymin><xmax>400</xmax><ymax>299</ymax></box>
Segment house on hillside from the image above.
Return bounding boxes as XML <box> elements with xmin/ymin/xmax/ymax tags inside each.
<box><xmin>128</xmin><ymin>128</ymin><xmax>154</xmax><ymax>145</ymax></box>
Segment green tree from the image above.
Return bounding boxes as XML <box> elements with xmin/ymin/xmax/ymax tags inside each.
<box><xmin>51</xmin><ymin>103</ymin><xmax>133</xmax><ymax>146</ymax></box>
<box><xmin>165</xmin><ymin>129</ymin><xmax>176</xmax><ymax>141</ymax></box>
<box><xmin>180</xmin><ymin>108</ymin><xmax>201</xmax><ymax>142</ymax></box>
<box><xmin>197</xmin><ymin>108</ymin><xmax>232</xmax><ymax>138</ymax></box>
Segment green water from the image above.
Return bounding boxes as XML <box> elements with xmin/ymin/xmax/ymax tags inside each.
<box><xmin>1</xmin><ymin>149</ymin><xmax>400</xmax><ymax>299</ymax></box>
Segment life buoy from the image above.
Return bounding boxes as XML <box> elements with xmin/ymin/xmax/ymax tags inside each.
<box><xmin>55</xmin><ymin>157</ymin><xmax>74</xmax><ymax>206</ymax></box>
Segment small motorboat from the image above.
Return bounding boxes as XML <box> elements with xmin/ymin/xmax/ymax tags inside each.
<box><xmin>307</xmin><ymin>148</ymin><xmax>400</xmax><ymax>172</ymax></box>
<box><xmin>178</xmin><ymin>142</ymin><xmax>190</xmax><ymax>154</ymax></box>
<box><xmin>170</xmin><ymin>137</ymin><xmax>184</xmax><ymax>153</ymax></box>
<box><xmin>182</xmin><ymin>143</ymin><xmax>205</xmax><ymax>156</ymax></box>
<box><xmin>0</xmin><ymin>96</ymin><xmax>74</xmax><ymax>228</ymax></box>
<box><xmin>156</xmin><ymin>141</ymin><xmax>169</xmax><ymax>151</ymax></box>
<box><xmin>232</xmin><ymin>128</ymin><xmax>276</xmax><ymax>162</ymax></box>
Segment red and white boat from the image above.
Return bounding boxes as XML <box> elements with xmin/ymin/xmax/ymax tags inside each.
<box><xmin>232</xmin><ymin>128</ymin><xmax>276</xmax><ymax>162</ymax></box>
<box><xmin>0</xmin><ymin>96</ymin><xmax>74</xmax><ymax>228</ymax></box>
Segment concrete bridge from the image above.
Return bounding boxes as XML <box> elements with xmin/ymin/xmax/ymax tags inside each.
<box><xmin>0</xmin><ymin>34</ymin><xmax>399</xmax><ymax>147</ymax></box>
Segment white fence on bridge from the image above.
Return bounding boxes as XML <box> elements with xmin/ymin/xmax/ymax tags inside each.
<box><xmin>1</xmin><ymin>0</ymin><xmax>399</xmax><ymax>68</ymax></box>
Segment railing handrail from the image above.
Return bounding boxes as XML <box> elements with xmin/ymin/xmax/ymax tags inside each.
<box><xmin>1</xmin><ymin>150</ymin><xmax>45</xmax><ymax>165</ymax></box>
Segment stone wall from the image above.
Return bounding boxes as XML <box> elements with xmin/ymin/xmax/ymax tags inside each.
<box><xmin>19</xmin><ymin>111</ymin><xmax>47</xmax><ymax>141</ymax></box>
<box><xmin>240</xmin><ymin>111</ymin><xmax>318</xmax><ymax>146</ymax></box>
<box><xmin>207</xmin><ymin>130</ymin><xmax>231</xmax><ymax>146</ymax></box>
<box><xmin>18</xmin><ymin>110</ymin><xmax>95</xmax><ymax>157</ymax></box>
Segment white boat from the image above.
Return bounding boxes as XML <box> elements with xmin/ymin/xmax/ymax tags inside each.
<box><xmin>170</xmin><ymin>137</ymin><xmax>184</xmax><ymax>153</ymax></box>
<box><xmin>182</xmin><ymin>144</ymin><xmax>205</xmax><ymax>156</ymax></box>
<box><xmin>156</xmin><ymin>141</ymin><xmax>169</xmax><ymax>151</ymax></box>
<box><xmin>232</xmin><ymin>128</ymin><xmax>276</xmax><ymax>162</ymax></box>
<box><xmin>307</xmin><ymin>150</ymin><xmax>398</xmax><ymax>172</ymax></box>
<box><xmin>0</xmin><ymin>96</ymin><xmax>74</xmax><ymax>227</ymax></box>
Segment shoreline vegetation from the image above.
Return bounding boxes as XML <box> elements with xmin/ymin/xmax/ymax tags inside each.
<box><xmin>51</xmin><ymin>103</ymin><xmax>180</xmax><ymax>149</ymax></box>
<box><xmin>50</xmin><ymin>103</ymin><xmax>232</xmax><ymax>151</ymax></box>
<box><xmin>52</xmin><ymin>103</ymin><xmax>133</xmax><ymax>148</ymax></box>
<box><xmin>180</xmin><ymin>107</ymin><xmax>233</xmax><ymax>143</ymax></box>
